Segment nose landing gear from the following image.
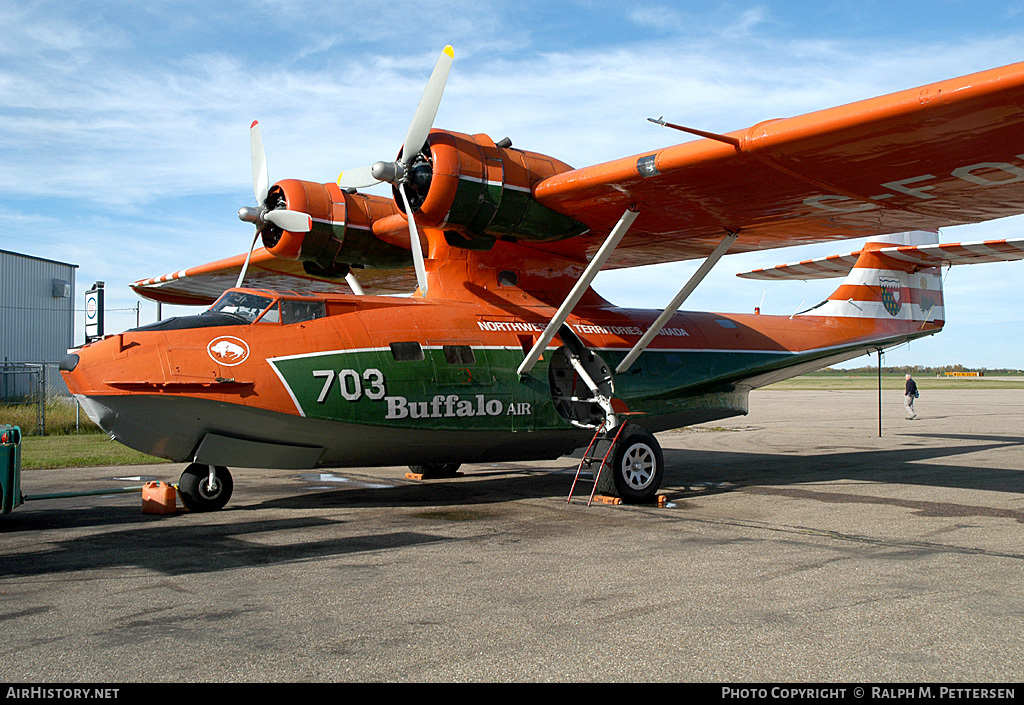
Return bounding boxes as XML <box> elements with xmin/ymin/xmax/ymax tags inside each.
<box><xmin>177</xmin><ymin>463</ymin><xmax>234</xmax><ymax>512</ymax></box>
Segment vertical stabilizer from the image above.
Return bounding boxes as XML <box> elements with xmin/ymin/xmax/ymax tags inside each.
<box><xmin>813</xmin><ymin>231</ymin><xmax>944</xmax><ymax>324</ymax></box>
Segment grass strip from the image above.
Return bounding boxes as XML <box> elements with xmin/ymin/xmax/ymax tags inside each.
<box><xmin>19</xmin><ymin>433</ymin><xmax>171</xmax><ymax>470</ymax></box>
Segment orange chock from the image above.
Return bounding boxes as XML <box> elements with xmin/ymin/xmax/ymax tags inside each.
<box><xmin>142</xmin><ymin>481</ymin><xmax>178</xmax><ymax>515</ymax></box>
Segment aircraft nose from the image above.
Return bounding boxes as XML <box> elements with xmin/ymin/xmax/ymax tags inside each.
<box><xmin>60</xmin><ymin>340</ymin><xmax>108</xmax><ymax>398</ymax></box>
<box><xmin>59</xmin><ymin>352</ymin><xmax>80</xmax><ymax>372</ymax></box>
<box><xmin>60</xmin><ymin>344</ymin><xmax>115</xmax><ymax>429</ymax></box>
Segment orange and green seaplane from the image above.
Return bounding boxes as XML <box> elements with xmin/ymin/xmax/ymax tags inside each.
<box><xmin>61</xmin><ymin>48</ymin><xmax>1024</xmax><ymax>510</ymax></box>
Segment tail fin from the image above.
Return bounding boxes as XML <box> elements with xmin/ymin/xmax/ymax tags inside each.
<box><xmin>817</xmin><ymin>230</ymin><xmax>943</xmax><ymax>323</ymax></box>
<box><xmin>738</xmin><ymin>230</ymin><xmax>1024</xmax><ymax>323</ymax></box>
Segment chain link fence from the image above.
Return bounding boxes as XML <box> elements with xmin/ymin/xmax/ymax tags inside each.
<box><xmin>0</xmin><ymin>362</ymin><xmax>97</xmax><ymax>435</ymax></box>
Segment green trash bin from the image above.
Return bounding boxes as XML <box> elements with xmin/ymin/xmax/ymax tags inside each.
<box><xmin>1</xmin><ymin>425</ymin><xmax>23</xmax><ymax>514</ymax></box>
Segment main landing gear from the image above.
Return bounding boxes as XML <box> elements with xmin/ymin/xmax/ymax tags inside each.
<box><xmin>575</xmin><ymin>422</ymin><xmax>666</xmax><ymax>505</ymax></box>
<box><xmin>177</xmin><ymin>463</ymin><xmax>234</xmax><ymax>512</ymax></box>
<box><xmin>608</xmin><ymin>426</ymin><xmax>664</xmax><ymax>503</ymax></box>
<box><xmin>547</xmin><ymin>328</ymin><xmax>666</xmax><ymax>504</ymax></box>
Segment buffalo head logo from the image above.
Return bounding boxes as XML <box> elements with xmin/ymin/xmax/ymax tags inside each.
<box><xmin>207</xmin><ymin>336</ymin><xmax>250</xmax><ymax>366</ymax></box>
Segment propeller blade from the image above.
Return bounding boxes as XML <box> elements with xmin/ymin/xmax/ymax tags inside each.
<box><xmin>337</xmin><ymin>167</ymin><xmax>381</xmax><ymax>190</ymax></box>
<box><xmin>400</xmin><ymin>45</ymin><xmax>453</xmax><ymax>167</ymax></box>
<box><xmin>398</xmin><ymin>182</ymin><xmax>428</xmax><ymax>295</ymax></box>
<box><xmin>264</xmin><ymin>209</ymin><xmax>313</xmax><ymax>232</ymax></box>
<box><xmin>250</xmin><ymin>121</ymin><xmax>269</xmax><ymax>206</ymax></box>
<box><xmin>236</xmin><ymin>229</ymin><xmax>262</xmax><ymax>289</ymax></box>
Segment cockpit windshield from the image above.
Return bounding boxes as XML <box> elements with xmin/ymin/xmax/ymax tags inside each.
<box><xmin>205</xmin><ymin>291</ymin><xmax>275</xmax><ymax>323</ymax></box>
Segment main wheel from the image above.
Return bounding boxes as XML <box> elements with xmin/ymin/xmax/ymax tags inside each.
<box><xmin>178</xmin><ymin>463</ymin><xmax>233</xmax><ymax>512</ymax></box>
<box><xmin>611</xmin><ymin>428</ymin><xmax>664</xmax><ymax>503</ymax></box>
<box><xmin>408</xmin><ymin>463</ymin><xmax>462</xmax><ymax>479</ymax></box>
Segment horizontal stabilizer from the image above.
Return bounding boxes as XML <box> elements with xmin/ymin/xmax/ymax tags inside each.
<box><xmin>737</xmin><ymin>237</ymin><xmax>1024</xmax><ymax>281</ymax></box>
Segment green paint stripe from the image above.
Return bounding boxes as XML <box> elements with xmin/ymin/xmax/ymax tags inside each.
<box><xmin>264</xmin><ymin>338</ymin><xmax>900</xmax><ymax>431</ymax></box>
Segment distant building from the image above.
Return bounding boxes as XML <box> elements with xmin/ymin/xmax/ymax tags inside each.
<box><xmin>0</xmin><ymin>249</ymin><xmax>77</xmax><ymax>364</ymax></box>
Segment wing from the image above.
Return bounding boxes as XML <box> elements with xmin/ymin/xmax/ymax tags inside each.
<box><xmin>737</xmin><ymin>238</ymin><xmax>1024</xmax><ymax>281</ymax></box>
<box><xmin>533</xmin><ymin>61</ymin><xmax>1024</xmax><ymax>268</ymax></box>
<box><xmin>130</xmin><ymin>247</ymin><xmax>417</xmax><ymax>305</ymax></box>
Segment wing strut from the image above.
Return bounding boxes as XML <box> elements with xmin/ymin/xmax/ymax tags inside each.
<box><xmin>615</xmin><ymin>230</ymin><xmax>739</xmax><ymax>374</ymax></box>
<box><xmin>517</xmin><ymin>208</ymin><xmax>640</xmax><ymax>376</ymax></box>
<box><xmin>345</xmin><ymin>272</ymin><xmax>364</xmax><ymax>296</ymax></box>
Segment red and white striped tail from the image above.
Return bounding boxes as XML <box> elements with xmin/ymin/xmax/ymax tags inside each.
<box><xmin>817</xmin><ymin>231</ymin><xmax>945</xmax><ymax>323</ymax></box>
<box><xmin>738</xmin><ymin>230</ymin><xmax>1024</xmax><ymax>323</ymax></box>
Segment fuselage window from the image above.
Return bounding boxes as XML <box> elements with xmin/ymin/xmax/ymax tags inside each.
<box><xmin>443</xmin><ymin>345</ymin><xmax>476</xmax><ymax>365</ymax></box>
<box><xmin>281</xmin><ymin>300</ymin><xmax>326</xmax><ymax>325</ymax></box>
<box><xmin>390</xmin><ymin>342</ymin><xmax>424</xmax><ymax>362</ymax></box>
<box><xmin>498</xmin><ymin>271</ymin><xmax>518</xmax><ymax>287</ymax></box>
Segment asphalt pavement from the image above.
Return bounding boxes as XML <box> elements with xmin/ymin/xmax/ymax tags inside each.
<box><xmin>2</xmin><ymin>389</ymin><xmax>1022</xmax><ymax>682</ymax></box>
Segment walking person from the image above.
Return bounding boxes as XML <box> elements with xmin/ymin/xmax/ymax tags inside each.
<box><xmin>904</xmin><ymin>373</ymin><xmax>919</xmax><ymax>419</ymax></box>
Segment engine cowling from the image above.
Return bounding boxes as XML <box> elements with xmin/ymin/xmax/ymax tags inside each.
<box><xmin>260</xmin><ymin>179</ymin><xmax>412</xmax><ymax>274</ymax></box>
<box><xmin>398</xmin><ymin>131</ymin><xmax>588</xmax><ymax>247</ymax></box>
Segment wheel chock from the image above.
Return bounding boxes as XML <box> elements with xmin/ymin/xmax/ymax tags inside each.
<box><xmin>589</xmin><ymin>494</ymin><xmax>669</xmax><ymax>507</ymax></box>
<box><xmin>142</xmin><ymin>481</ymin><xmax>178</xmax><ymax>515</ymax></box>
<box><xmin>405</xmin><ymin>471</ymin><xmax>464</xmax><ymax>480</ymax></box>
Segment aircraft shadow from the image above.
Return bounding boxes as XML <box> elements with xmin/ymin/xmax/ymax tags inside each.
<box><xmin>0</xmin><ymin>512</ymin><xmax>454</xmax><ymax>579</ymax></box>
<box><xmin>262</xmin><ymin>431</ymin><xmax>1024</xmax><ymax>510</ymax></box>
<box><xmin>660</xmin><ymin>432</ymin><xmax>1024</xmax><ymax>507</ymax></box>
<box><xmin>4</xmin><ymin>432</ymin><xmax>1022</xmax><ymax>579</ymax></box>
<box><xmin>257</xmin><ymin>466</ymin><xmax>574</xmax><ymax>511</ymax></box>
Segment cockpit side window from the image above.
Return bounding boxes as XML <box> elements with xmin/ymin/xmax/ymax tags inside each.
<box><xmin>257</xmin><ymin>304</ymin><xmax>281</xmax><ymax>324</ymax></box>
<box><xmin>206</xmin><ymin>292</ymin><xmax>274</xmax><ymax>323</ymax></box>
<box><xmin>281</xmin><ymin>300</ymin><xmax>326</xmax><ymax>325</ymax></box>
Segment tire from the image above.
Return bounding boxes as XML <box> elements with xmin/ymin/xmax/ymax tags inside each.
<box><xmin>610</xmin><ymin>428</ymin><xmax>664</xmax><ymax>503</ymax></box>
<box><xmin>178</xmin><ymin>463</ymin><xmax>233</xmax><ymax>512</ymax></box>
<box><xmin>408</xmin><ymin>463</ymin><xmax>462</xmax><ymax>479</ymax></box>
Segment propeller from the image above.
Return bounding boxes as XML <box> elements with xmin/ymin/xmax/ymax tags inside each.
<box><xmin>336</xmin><ymin>45</ymin><xmax>454</xmax><ymax>295</ymax></box>
<box><xmin>236</xmin><ymin>120</ymin><xmax>313</xmax><ymax>288</ymax></box>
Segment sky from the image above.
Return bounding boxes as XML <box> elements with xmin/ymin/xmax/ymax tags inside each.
<box><xmin>3</xmin><ymin>0</ymin><xmax>1024</xmax><ymax>369</ymax></box>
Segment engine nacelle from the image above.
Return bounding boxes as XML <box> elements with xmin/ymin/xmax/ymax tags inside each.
<box><xmin>402</xmin><ymin>131</ymin><xmax>588</xmax><ymax>247</ymax></box>
<box><xmin>260</xmin><ymin>180</ymin><xmax>412</xmax><ymax>273</ymax></box>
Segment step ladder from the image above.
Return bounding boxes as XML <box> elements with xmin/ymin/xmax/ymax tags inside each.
<box><xmin>567</xmin><ymin>422</ymin><xmax>629</xmax><ymax>506</ymax></box>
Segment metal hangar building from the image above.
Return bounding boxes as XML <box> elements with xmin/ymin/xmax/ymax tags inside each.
<box><xmin>0</xmin><ymin>249</ymin><xmax>77</xmax><ymax>365</ymax></box>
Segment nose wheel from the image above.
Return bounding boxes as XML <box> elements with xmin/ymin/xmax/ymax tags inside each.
<box><xmin>178</xmin><ymin>463</ymin><xmax>234</xmax><ymax>512</ymax></box>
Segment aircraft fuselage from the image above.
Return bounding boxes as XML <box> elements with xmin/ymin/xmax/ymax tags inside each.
<box><xmin>61</xmin><ymin>285</ymin><xmax>937</xmax><ymax>470</ymax></box>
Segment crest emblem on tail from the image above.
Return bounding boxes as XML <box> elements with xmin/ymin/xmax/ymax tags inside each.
<box><xmin>879</xmin><ymin>278</ymin><xmax>903</xmax><ymax>316</ymax></box>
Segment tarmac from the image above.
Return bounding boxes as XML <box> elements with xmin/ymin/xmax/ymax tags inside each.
<box><xmin>1</xmin><ymin>388</ymin><xmax>1023</xmax><ymax>683</ymax></box>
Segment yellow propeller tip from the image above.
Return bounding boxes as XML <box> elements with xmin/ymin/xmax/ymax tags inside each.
<box><xmin>443</xmin><ymin>45</ymin><xmax>454</xmax><ymax>57</ymax></box>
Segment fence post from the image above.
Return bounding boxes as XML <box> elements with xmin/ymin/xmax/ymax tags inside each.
<box><xmin>39</xmin><ymin>364</ymin><xmax>46</xmax><ymax>436</ymax></box>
